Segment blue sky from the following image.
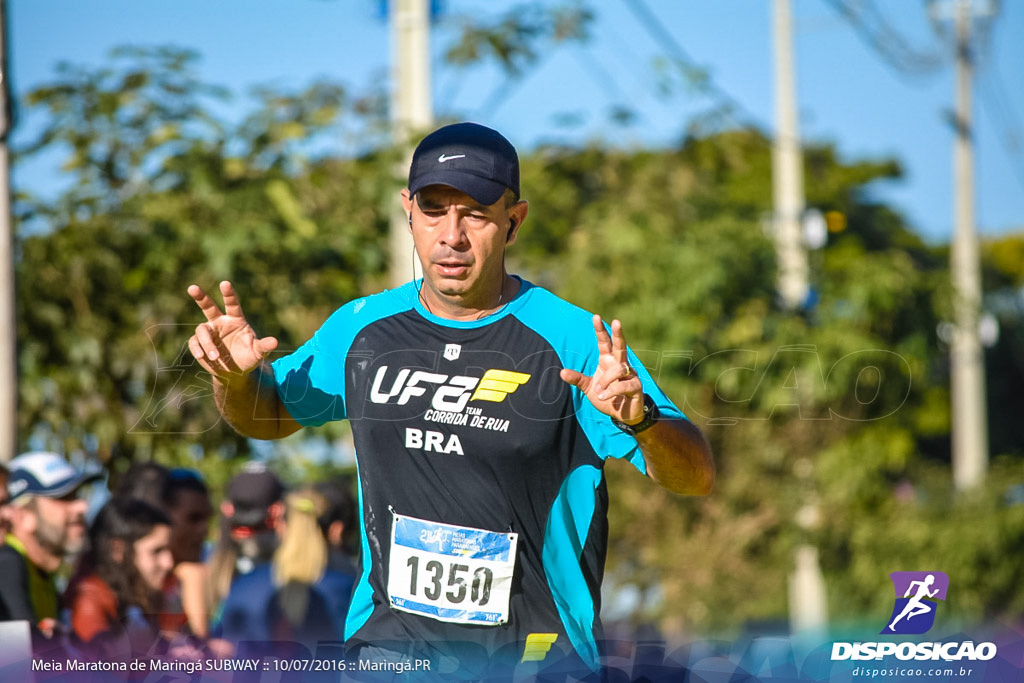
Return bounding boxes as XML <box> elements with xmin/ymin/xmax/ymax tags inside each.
<box><xmin>9</xmin><ymin>0</ymin><xmax>1024</xmax><ymax>242</ymax></box>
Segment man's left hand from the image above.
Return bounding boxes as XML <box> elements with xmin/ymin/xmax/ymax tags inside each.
<box><xmin>560</xmin><ymin>315</ymin><xmax>645</xmax><ymax>425</ymax></box>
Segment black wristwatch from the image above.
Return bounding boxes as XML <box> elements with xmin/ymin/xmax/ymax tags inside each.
<box><xmin>612</xmin><ymin>394</ymin><xmax>659</xmax><ymax>436</ymax></box>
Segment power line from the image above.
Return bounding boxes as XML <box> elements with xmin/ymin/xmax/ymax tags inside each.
<box><xmin>570</xmin><ymin>46</ymin><xmax>642</xmax><ymax>124</ymax></box>
<box><xmin>977</xmin><ymin>68</ymin><xmax>1024</xmax><ymax>201</ymax></box>
<box><xmin>825</xmin><ymin>0</ymin><xmax>1024</xmax><ymax>208</ymax></box>
<box><xmin>974</xmin><ymin>27</ymin><xmax>1024</xmax><ymax>199</ymax></box>
<box><xmin>618</xmin><ymin>0</ymin><xmax>767</xmax><ymax>132</ymax></box>
<box><xmin>819</xmin><ymin>0</ymin><xmax>951</xmax><ymax>78</ymax></box>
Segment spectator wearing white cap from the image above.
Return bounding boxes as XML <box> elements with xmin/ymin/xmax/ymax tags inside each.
<box><xmin>0</xmin><ymin>452</ymin><xmax>99</xmax><ymax>637</ymax></box>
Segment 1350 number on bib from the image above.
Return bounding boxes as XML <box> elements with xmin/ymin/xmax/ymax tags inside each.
<box><xmin>387</xmin><ymin>512</ymin><xmax>518</xmax><ymax>625</ymax></box>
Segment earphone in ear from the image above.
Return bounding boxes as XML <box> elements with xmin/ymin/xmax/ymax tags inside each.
<box><xmin>507</xmin><ymin>218</ymin><xmax>517</xmax><ymax>241</ymax></box>
<box><xmin>408</xmin><ymin>214</ymin><xmax>413</xmax><ymax>228</ymax></box>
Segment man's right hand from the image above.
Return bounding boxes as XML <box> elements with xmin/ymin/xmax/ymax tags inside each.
<box><xmin>187</xmin><ymin>281</ymin><xmax>279</xmax><ymax>383</ymax></box>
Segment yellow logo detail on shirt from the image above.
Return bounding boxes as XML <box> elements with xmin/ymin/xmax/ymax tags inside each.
<box><xmin>470</xmin><ymin>370</ymin><xmax>532</xmax><ymax>403</ymax></box>
<box><xmin>521</xmin><ymin>633</ymin><xmax>559</xmax><ymax>663</ymax></box>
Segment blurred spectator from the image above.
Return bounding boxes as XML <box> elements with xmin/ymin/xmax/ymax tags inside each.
<box><xmin>64</xmin><ymin>497</ymin><xmax>174</xmax><ymax>659</ymax></box>
<box><xmin>216</xmin><ymin>487</ymin><xmax>353</xmax><ymax>646</ymax></box>
<box><xmin>114</xmin><ymin>462</ymin><xmax>215</xmax><ymax>641</ymax></box>
<box><xmin>159</xmin><ymin>468</ymin><xmax>213</xmax><ymax>639</ymax></box>
<box><xmin>313</xmin><ymin>477</ymin><xmax>358</xmax><ymax>577</ymax></box>
<box><xmin>114</xmin><ymin>461</ymin><xmax>170</xmax><ymax>509</ymax></box>
<box><xmin>207</xmin><ymin>463</ymin><xmax>284</xmax><ymax>612</ymax></box>
<box><xmin>0</xmin><ymin>452</ymin><xmax>99</xmax><ymax>639</ymax></box>
<box><xmin>163</xmin><ymin>468</ymin><xmax>213</xmax><ymax>567</ymax></box>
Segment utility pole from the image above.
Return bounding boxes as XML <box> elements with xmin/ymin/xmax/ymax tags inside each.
<box><xmin>771</xmin><ymin>0</ymin><xmax>809</xmax><ymax>311</ymax></box>
<box><xmin>0</xmin><ymin>0</ymin><xmax>16</xmax><ymax>464</ymax></box>
<box><xmin>948</xmin><ymin>0</ymin><xmax>988</xmax><ymax>490</ymax></box>
<box><xmin>773</xmin><ymin>0</ymin><xmax>826</xmax><ymax>639</ymax></box>
<box><xmin>388</xmin><ymin>0</ymin><xmax>434</xmax><ymax>289</ymax></box>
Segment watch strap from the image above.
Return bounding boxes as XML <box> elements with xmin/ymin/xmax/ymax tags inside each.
<box><xmin>612</xmin><ymin>394</ymin><xmax>659</xmax><ymax>436</ymax></box>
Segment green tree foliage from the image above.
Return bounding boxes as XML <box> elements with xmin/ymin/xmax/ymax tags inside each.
<box><xmin>444</xmin><ymin>2</ymin><xmax>593</xmax><ymax>78</ymax></box>
<box><xmin>16</xmin><ymin>47</ymin><xmax>392</xmax><ymax>470</ymax></box>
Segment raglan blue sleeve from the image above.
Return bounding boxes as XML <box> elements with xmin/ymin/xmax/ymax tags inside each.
<box><xmin>271</xmin><ymin>313</ymin><xmax>351</xmax><ymax>428</ymax></box>
<box><xmin>271</xmin><ymin>288</ymin><xmax>418</xmax><ymax>427</ymax></box>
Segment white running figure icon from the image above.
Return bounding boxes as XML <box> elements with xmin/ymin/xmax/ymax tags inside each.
<box><xmin>888</xmin><ymin>574</ymin><xmax>939</xmax><ymax>631</ymax></box>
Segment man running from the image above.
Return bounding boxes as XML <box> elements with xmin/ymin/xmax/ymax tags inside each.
<box><xmin>187</xmin><ymin>122</ymin><xmax>714</xmax><ymax>676</ymax></box>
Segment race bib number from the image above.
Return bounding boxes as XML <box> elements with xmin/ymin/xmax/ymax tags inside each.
<box><xmin>387</xmin><ymin>511</ymin><xmax>519</xmax><ymax>625</ymax></box>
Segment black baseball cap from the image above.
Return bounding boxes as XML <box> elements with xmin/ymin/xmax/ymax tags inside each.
<box><xmin>408</xmin><ymin>122</ymin><xmax>520</xmax><ymax>206</ymax></box>
<box><xmin>224</xmin><ymin>463</ymin><xmax>284</xmax><ymax>528</ymax></box>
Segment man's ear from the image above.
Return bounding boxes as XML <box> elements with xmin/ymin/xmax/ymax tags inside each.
<box><xmin>7</xmin><ymin>504</ymin><xmax>33</xmax><ymax>534</ymax></box>
<box><xmin>401</xmin><ymin>188</ymin><xmax>413</xmax><ymax>231</ymax></box>
<box><xmin>505</xmin><ymin>201</ymin><xmax>529</xmax><ymax>246</ymax></box>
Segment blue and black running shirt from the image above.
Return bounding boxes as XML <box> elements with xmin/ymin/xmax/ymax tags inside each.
<box><xmin>271</xmin><ymin>277</ymin><xmax>687</xmax><ymax>670</ymax></box>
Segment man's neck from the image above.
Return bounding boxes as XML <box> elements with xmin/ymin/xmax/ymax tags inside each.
<box><xmin>419</xmin><ymin>274</ymin><xmax>518</xmax><ymax>321</ymax></box>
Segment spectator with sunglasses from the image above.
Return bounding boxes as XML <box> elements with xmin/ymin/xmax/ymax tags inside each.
<box><xmin>0</xmin><ymin>452</ymin><xmax>98</xmax><ymax>645</ymax></box>
<box><xmin>207</xmin><ymin>463</ymin><xmax>285</xmax><ymax>615</ymax></box>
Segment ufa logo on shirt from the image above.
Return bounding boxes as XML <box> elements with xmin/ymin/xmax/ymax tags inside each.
<box><xmin>369</xmin><ymin>366</ymin><xmax>531</xmax><ymax>412</ymax></box>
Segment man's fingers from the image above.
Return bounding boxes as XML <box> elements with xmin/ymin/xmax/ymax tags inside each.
<box><xmin>559</xmin><ymin>368</ymin><xmax>590</xmax><ymax>392</ymax></box>
<box><xmin>188</xmin><ymin>284</ymin><xmax>225</xmax><ymax>323</ymax></box>
<box><xmin>187</xmin><ymin>335</ymin><xmax>205</xmax><ymax>361</ymax></box>
<box><xmin>593</xmin><ymin>361</ymin><xmax>640</xmax><ymax>399</ymax></box>
<box><xmin>256</xmin><ymin>336</ymin><xmax>279</xmax><ymax>355</ymax></box>
<box><xmin>592</xmin><ymin>315</ymin><xmax>613</xmax><ymax>355</ymax></box>
<box><xmin>610</xmin><ymin>319</ymin><xmax>628</xmax><ymax>363</ymax></box>
<box><xmin>194</xmin><ymin>323</ymin><xmax>222</xmax><ymax>362</ymax></box>
<box><xmin>597</xmin><ymin>377</ymin><xmax>643</xmax><ymax>401</ymax></box>
<box><xmin>219</xmin><ymin>280</ymin><xmax>246</xmax><ymax>319</ymax></box>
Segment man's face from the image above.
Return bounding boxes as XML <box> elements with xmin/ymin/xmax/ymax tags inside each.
<box><xmin>32</xmin><ymin>494</ymin><xmax>88</xmax><ymax>556</ymax></box>
<box><xmin>133</xmin><ymin>524</ymin><xmax>175</xmax><ymax>592</ymax></box>
<box><xmin>402</xmin><ymin>186</ymin><xmax>527</xmax><ymax>308</ymax></box>
<box><xmin>167</xmin><ymin>489</ymin><xmax>213</xmax><ymax>563</ymax></box>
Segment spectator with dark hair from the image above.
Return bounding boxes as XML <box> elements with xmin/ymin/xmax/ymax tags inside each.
<box><xmin>158</xmin><ymin>468</ymin><xmax>213</xmax><ymax>639</ymax></box>
<box><xmin>64</xmin><ymin>497</ymin><xmax>175</xmax><ymax>658</ymax></box>
<box><xmin>114</xmin><ymin>461</ymin><xmax>170</xmax><ymax>509</ymax></box>
<box><xmin>216</xmin><ymin>487</ymin><xmax>353</xmax><ymax>646</ymax></box>
<box><xmin>0</xmin><ymin>452</ymin><xmax>98</xmax><ymax>642</ymax></box>
<box><xmin>162</xmin><ymin>468</ymin><xmax>213</xmax><ymax>569</ymax></box>
<box><xmin>114</xmin><ymin>462</ymin><xmax>214</xmax><ymax>641</ymax></box>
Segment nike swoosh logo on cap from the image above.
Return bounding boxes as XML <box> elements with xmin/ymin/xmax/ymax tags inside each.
<box><xmin>438</xmin><ymin>154</ymin><xmax>466</xmax><ymax>163</ymax></box>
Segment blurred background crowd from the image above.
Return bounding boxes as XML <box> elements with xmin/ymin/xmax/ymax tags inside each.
<box><xmin>0</xmin><ymin>451</ymin><xmax>358</xmax><ymax>663</ymax></box>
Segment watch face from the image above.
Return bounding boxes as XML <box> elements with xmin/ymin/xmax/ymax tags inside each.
<box><xmin>642</xmin><ymin>394</ymin><xmax>655</xmax><ymax>415</ymax></box>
